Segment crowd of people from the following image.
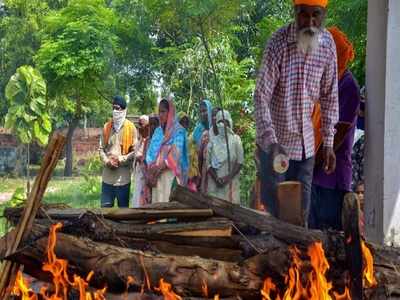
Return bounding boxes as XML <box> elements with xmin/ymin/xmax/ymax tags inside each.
<box><xmin>98</xmin><ymin>0</ymin><xmax>366</xmax><ymax>232</ymax></box>
<box><xmin>99</xmin><ymin>96</ymin><xmax>244</xmax><ymax>209</ymax></box>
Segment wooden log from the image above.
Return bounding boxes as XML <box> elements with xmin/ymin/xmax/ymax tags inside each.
<box><xmin>0</xmin><ymin>133</ymin><xmax>66</xmax><ymax>299</ymax></box>
<box><xmin>171</xmin><ymin>186</ymin><xmax>400</xmax><ymax>297</ymax></box>
<box><xmin>342</xmin><ymin>193</ymin><xmax>363</xmax><ymax>299</ymax></box>
<box><xmin>5</xmin><ymin>231</ymin><xmax>263</xmax><ymax>298</ymax></box>
<box><xmin>2</xmin><ymin>221</ymin><xmax>400</xmax><ymax>298</ymax></box>
<box><xmin>4</xmin><ymin>207</ymin><xmax>214</xmax><ymax>222</ymax></box>
<box><xmin>170</xmin><ymin>185</ymin><xmax>326</xmax><ymax>246</ymax></box>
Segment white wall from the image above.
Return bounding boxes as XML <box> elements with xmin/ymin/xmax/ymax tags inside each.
<box><xmin>365</xmin><ymin>0</ymin><xmax>400</xmax><ymax>245</ymax></box>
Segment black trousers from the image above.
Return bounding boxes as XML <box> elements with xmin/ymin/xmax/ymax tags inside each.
<box><xmin>259</xmin><ymin>149</ymin><xmax>315</xmax><ymax>227</ymax></box>
<box><xmin>309</xmin><ymin>184</ymin><xmax>345</xmax><ymax>231</ymax></box>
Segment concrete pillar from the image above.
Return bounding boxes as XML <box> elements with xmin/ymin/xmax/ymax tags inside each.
<box><xmin>365</xmin><ymin>0</ymin><xmax>400</xmax><ymax>245</ymax></box>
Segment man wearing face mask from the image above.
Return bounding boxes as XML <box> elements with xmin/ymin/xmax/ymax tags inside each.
<box><xmin>99</xmin><ymin>95</ymin><xmax>137</xmax><ymax>208</ymax></box>
<box><xmin>254</xmin><ymin>0</ymin><xmax>339</xmax><ymax>227</ymax></box>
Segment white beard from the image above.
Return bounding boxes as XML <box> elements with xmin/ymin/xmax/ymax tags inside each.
<box><xmin>112</xmin><ymin>109</ymin><xmax>127</xmax><ymax>132</ymax></box>
<box><xmin>297</xmin><ymin>27</ymin><xmax>321</xmax><ymax>54</ymax></box>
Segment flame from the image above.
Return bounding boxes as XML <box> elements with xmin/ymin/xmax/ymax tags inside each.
<box><xmin>13</xmin><ymin>222</ymin><xmax>378</xmax><ymax>300</ymax></box>
<box><xmin>155</xmin><ymin>278</ymin><xmax>182</xmax><ymax>300</ymax></box>
<box><xmin>361</xmin><ymin>241</ymin><xmax>377</xmax><ymax>288</ymax></box>
<box><xmin>261</xmin><ymin>277</ymin><xmax>278</xmax><ymax>300</ymax></box>
<box><xmin>282</xmin><ymin>246</ymin><xmax>306</xmax><ymax>300</ymax></box>
<box><xmin>307</xmin><ymin>242</ymin><xmax>333</xmax><ymax>299</ymax></box>
<box><xmin>260</xmin><ymin>242</ymin><xmax>366</xmax><ymax>300</ymax></box>
<box><xmin>12</xmin><ymin>223</ymin><xmax>107</xmax><ymax>300</ymax></box>
<box><xmin>12</xmin><ymin>271</ymin><xmax>38</xmax><ymax>300</ymax></box>
<box><xmin>333</xmin><ymin>287</ymin><xmax>351</xmax><ymax>300</ymax></box>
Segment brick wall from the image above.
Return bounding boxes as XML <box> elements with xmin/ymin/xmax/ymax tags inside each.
<box><xmin>57</xmin><ymin>128</ymin><xmax>102</xmax><ymax>156</ymax></box>
<box><xmin>0</xmin><ymin>128</ymin><xmax>102</xmax><ymax>174</ymax></box>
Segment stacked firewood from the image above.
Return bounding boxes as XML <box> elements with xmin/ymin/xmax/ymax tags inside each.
<box><xmin>1</xmin><ymin>186</ymin><xmax>400</xmax><ymax>300</ymax></box>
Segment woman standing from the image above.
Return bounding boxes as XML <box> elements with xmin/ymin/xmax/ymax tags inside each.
<box><xmin>146</xmin><ymin>99</ymin><xmax>188</xmax><ymax>203</ymax></box>
<box><xmin>191</xmin><ymin>100</ymin><xmax>213</xmax><ymax>191</ymax></box>
<box><xmin>207</xmin><ymin>110</ymin><xmax>243</xmax><ymax>204</ymax></box>
<box><xmin>132</xmin><ymin>115</ymin><xmax>150</xmax><ymax>207</ymax></box>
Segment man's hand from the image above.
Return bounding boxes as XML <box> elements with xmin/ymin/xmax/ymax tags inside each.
<box><xmin>268</xmin><ymin>143</ymin><xmax>287</xmax><ymax>163</ymax></box>
<box><xmin>323</xmin><ymin>146</ymin><xmax>336</xmax><ymax>174</ymax></box>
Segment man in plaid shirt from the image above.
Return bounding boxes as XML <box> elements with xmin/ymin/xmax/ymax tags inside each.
<box><xmin>255</xmin><ymin>0</ymin><xmax>339</xmax><ymax>227</ymax></box>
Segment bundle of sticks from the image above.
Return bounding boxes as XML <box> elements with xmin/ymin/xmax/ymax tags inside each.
<box><xmin>1</xmin><ymin>186</ymin><xmax>400</xmax><ymax>299</ymax></box>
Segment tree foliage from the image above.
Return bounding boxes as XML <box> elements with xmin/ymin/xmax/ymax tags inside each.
<box><xmin>5</xmin><ymin>65</ymin><xmax>51</xmax><ymax>145</ymax></box>
<box><xmin>0</xmin><ymin>0</ymin><xmax>368</xmax><ymax>200</ymax></box>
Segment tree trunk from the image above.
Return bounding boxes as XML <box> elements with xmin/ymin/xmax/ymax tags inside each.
<box><xmin>64</xmin><ymin>118</ymin><xmax>79</xmax><ymax>177</ymax></box>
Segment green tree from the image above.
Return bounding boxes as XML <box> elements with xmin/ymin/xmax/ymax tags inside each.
<box><xmin>110</xmin><ymin>0</ymin><xmax>156</xmax><ymax>113</ymax></box>
<box><xmin>35</xmin><ymin>0</ymin><xmax>119</xmax><ymax>176</ymax></box>
<box><xmin>327</xmin><ymin>0</ymin><xmax>367</xmax><ymax>85</ymax></box>
<box><xmin>4</xmin><ymin>65</ymin><xmax>51</xmax><ymax>192</ymax></box>
<box><xmin>0</xmin><ymin>0</ymin><xmax>51</xmax><ymax>124</ymax></box>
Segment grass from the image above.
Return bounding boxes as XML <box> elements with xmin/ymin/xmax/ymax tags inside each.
<box><xmin>0</xmin><ymin>176</ymin><xmax>103</xmax><ymax>236</ymax></box>
<box><xmin>0</xmin><ymin>177</ymin><xmax>26</xmax><ymax>193</ymax></box>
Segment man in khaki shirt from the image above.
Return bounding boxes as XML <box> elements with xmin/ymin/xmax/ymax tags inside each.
<box><xmin>99</xmin><ymin>96</ymin><xmax>137</xmax><ymax>207</ymax></box>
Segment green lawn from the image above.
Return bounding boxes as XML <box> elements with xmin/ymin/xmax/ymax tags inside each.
<box><xmin>0</xmin><ymin>176</ymin><xmax>103</xmax><ymax>236</ymax></box>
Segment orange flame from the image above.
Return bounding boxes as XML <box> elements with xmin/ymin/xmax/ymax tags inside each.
<box><xmin>361</xmin><ymin>241</ymin><xmax>377</xmax><ymax>288</ymax></box>
<box><xmin>12</xmin><ymin>271</ymin><xmax>38</xmax><ymax>300</ymax></box>
<box><xmin>333</xmin><ymin>287</ymin><xmax>351</xmax><ymax>300</ymax></box>
<box><xmin>12</xmin><ymin>223</ymin><xmax>107</xmax><ymax>300</ymax></box>
<box><xmin>282</xmin><ymin>246</ymin><xmax>306</xmax><ymax>300</ymax></box>
<box><xmin>260</xmin><ymin>242</ymin><xmax>366</xmax><ymax>300</ymax></box>
<box><xmin>13</xmin><ymin>222</ymin><xmax>378</xmax><ymax>300</ymax></box>
<box><xmin>261</xmin><ymin>277</ymin><xmax>278</xmax><ymax>300</ymax></box>
<box><xmin>307</xmin><ymin>242</ymin><xmax>333</xmax><ymax>299</ymax></box>
<box><xmin>155</xmin><ymin>278</ymin><xmax>182</xmax><ymax>300</ymax></box>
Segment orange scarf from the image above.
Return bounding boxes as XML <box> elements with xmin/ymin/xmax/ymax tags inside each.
<box><xmin>312</xmin><ymin>103</ymin><xmax>323</xmax><ymax>153</ymax></box>
<box><xmin>103</xmin><ymin>120</ymin><xmax>136</xmax><ymax>155</ymax></box>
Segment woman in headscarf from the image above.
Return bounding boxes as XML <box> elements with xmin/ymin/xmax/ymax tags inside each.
<box><xmin>178</xmin><ymin>112</ymin><xmax>198</xmax><ymax>192</ymax></box>
<box><xmin>207</xmin><ymin>110</ymin><xmax>244</xmax><ymax>204</ymax></box>
<box><xmin>132</xmin><ymin>115</ymin><xmax>150</xmax><ymax>207</ymax></box>
<box><xmin>191</xmin><ymin>100</ymin><xmax>213</xmax><ymax>191</ymax></box>
<box><xmin>192</xmin><ymin>100</ymin><xmax>213</xmax><ymax>148</ymax></box>
<box><xmin>146</xmin><ymin>99</ymin><xmax>189</xmax><ymax>203</ymax></box>
<box><xmin>200</xmin><ymin>106</ymin><xmax>221</xmax><ymax>193</ymax></box>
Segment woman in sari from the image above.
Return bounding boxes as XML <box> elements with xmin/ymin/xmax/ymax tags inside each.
<box><xmin>146</xmin><ymin>99</ymin><xmax>189</xmax><ymax>203</ymax></box>
<box><xmin>192</xmin><ymin>100</ymin><xmax>213</xmax><ymax>191</ymax></box>
<box><xmin>178</xmin><ymin>112</ymin><xmax>198</xmax><ymax>192</ymax></box>
<box><xmin>132</xmin><ymin>115</ymin><xmax>150</xmax><ymax>207</ymax></box>
<box><xmin>207</xmin><ymin>110</ymin><xmax>244</xmax><ymax>204</ymax></box>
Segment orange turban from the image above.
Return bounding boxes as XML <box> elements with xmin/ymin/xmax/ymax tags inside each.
<box><xmin>293</xmin><ymin>0</ymin><xmax>328</xmax><ymax>8</ymax></box>
<box><xmin>328</xmin><ymin>26</ymin><xmax>355</xmax><ymax>79</ymax></box>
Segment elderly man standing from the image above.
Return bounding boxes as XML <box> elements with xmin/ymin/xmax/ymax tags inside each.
<box><xmin>254</xmin><ymin>0</ymin><xmax>339</xmax><ymax>227</ymax></box>
<box><xmin>99</xmin><ymin>95</ymin><xmax>137</xmax><ymax>208</ymax></box>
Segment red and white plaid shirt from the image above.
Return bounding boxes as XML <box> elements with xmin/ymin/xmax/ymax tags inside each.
<box><xmin>254</xmin><ymin>23</ymin><xmax>339</xmax><ymax>161</ymax></box>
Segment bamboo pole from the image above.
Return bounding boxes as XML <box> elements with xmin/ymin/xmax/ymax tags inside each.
<box><xmin>0</xmin><ymin>133</ymin><xmax>66</xmax><ymax>299</ymax></box>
